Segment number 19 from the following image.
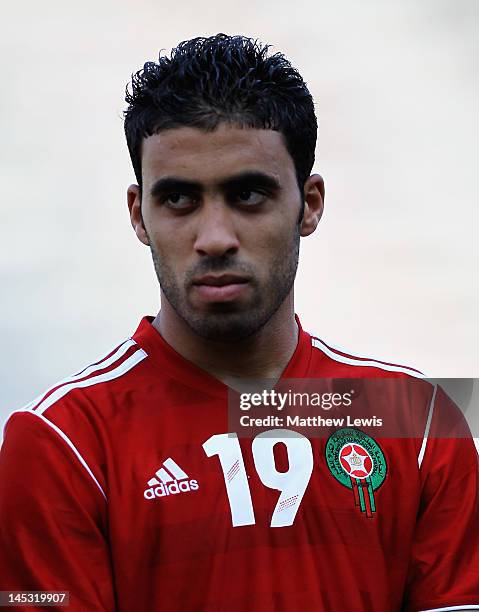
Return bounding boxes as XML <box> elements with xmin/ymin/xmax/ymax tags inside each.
<box><xmin>203</xmin><ymin>429</ymin><xmax>313</xmax><ymax>527</ymax></box>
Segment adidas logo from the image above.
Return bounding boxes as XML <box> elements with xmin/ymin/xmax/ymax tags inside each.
<box><xmin>143</xmin><ymin>457</ymin><xmax>199</xmax><ymax>500</ymax></box>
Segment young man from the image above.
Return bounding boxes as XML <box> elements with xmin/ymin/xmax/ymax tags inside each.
<box><xmin>1</xmin><ymin>34</ymin><xmax>478</xmax><ymax>611</ymax></box>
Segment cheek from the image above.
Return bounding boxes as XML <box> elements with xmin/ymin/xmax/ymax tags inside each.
<box><xmin>146</xmin><ymin>210</ymin><xmax>196</xmax><ymax>261</ymax></box>
<box><xmin>246</xmin><ymin>219</ymin><xmax>296</xmax><ymax>259</ymax></box>
<box><xmin>149</xmin><ymin>230</ymin><xmax>187</xmax><ymax>270</ymax></box>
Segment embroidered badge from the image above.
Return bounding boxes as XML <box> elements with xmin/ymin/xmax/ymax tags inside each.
<box><xmin>325</xmin><ymin>428</ymin><xmax>387</xmax><ymax>518</ymax></box>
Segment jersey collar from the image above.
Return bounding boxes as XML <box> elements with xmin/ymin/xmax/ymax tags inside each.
<box><xmin>131</xmin><ymin>314</ymin><xmax>313</xmax><ymax>398</ymax></box>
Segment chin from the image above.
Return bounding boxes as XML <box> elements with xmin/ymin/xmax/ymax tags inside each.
<box><xmin>184</xmin><ymin>309</ymin><xmax>265</xmax><ymax>343</ymax></box>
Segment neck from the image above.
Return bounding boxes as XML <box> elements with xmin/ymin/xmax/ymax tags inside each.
<box><xmin>152</xmin><ymin>293</ymin><xmax>298</xmax><ymax>387</ymax></box>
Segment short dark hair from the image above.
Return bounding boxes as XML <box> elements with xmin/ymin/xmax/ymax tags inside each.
<box><xmin>124</xmin><ymin>34</ymin><xmax>317</xmax><ymax>192</ymax></box>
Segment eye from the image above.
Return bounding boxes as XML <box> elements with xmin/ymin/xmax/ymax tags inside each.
<box><xmin>235</xmin><ymin>190</ymin><xmax>266</xmax><ymax>206</ymax></box>
<box><xmin>163</xmin><ymin>192</ymin><xmax>196</xmax><ymax>209</ymax></box>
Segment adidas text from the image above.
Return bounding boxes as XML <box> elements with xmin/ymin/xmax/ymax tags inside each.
<box><xmin>144</xmin><ymin>479</ymin><xmax>199</xmax><ymax>499</ymax></box>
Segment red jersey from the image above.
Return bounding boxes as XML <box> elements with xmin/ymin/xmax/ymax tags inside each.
<box><xmin>1</xmin><ymin>315</ymin><xmax>478</xmax><ymax>611</ymax></box>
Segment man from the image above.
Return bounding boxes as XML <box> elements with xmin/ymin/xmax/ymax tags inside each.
<box><xmin>0</xmin><ymin>34</ymin><xmax>478</xmax><ymax>611</ymax></box>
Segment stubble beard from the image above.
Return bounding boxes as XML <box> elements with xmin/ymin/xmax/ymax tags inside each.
<box><xmin>148</xmin><ymin>229</ymin><xmax>300</xmax><ymax>343</ymax></box>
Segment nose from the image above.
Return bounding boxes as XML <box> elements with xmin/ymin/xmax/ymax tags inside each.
<box><xmin>193</xmin><ymin>201</ymin><xmax>240</xmax><ymax>258</ymax></box>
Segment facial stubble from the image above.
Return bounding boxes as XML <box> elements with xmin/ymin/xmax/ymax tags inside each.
<box><xmin>145</xmin><ymin>224</ymin><xmax>300</xmax><ymax>343</ymax></box>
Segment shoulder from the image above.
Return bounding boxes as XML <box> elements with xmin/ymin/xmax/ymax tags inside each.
<box><xmin>11</xmin><ymin>336</ymin><xmax>148</xmax><ymax>418</ymax></box>
<box><xmin>3</xmin><ymin>334</ymin><xmax>151</xmax><ymax>458</ymax></box>
<box><xmin>1</xmin><ymin>335</ymin><xmax>152</xmax><ymax>500</ymax></box>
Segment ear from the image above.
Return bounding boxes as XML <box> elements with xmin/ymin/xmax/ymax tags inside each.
<box><xmin>299</xmin><ymin>174</ymin><xmax>325</xmax><ymax>237</ymax></box>
<box><xmin>127</xmin><ymin>184</ymin><xmax>150</xmax><ymax>246</ymax></box>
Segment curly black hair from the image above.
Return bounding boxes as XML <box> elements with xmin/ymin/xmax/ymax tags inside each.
<box><xmin>124</xmin><ymin>34</ymin><xmax>317</xmax><ymax>192</ymax></box>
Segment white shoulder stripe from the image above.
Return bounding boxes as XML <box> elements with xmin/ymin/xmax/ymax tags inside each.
<box><xmin>419</xmin><ymin>605</ymin><xmax>479</xmax><ymax>611</ymax></box>
<box><xmin>19</xmin><ymin>410</ymin><xmax>107</xmax><ymax>501</ymax></box>
<box><xmin>311</xmin><ymin>337</ymin><xmax>423</xmax><ymax>378</ymax></box>
<box><xmin>73</xmin><ymin>338</ymin><xmax>137</xmax><ymax>377</ymax></box>
<box><xmin>22</xmin><ymin>339</ymin><xmax>138</xmax><ymax>412</ymax></box>
<box><xmin>35</xmin><ymin>349</ymin><xmax>147</xmax><ymax>415</ymax></box>
<box><xmin>418</xmin><ymin>385</ymin><xmax>437</xmax><ymax>468</ymax></box>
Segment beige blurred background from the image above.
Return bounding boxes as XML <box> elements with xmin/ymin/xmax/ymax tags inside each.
<box><xmin>1</xmin><ymin>0</ymin><xmax>478</xmax><ymax>428</ymax></box>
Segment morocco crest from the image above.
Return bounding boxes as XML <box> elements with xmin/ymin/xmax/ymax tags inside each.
<box><xmin>325</xmin><ymin>428</ymin><xmax>387</xmax><ymax>518</ymax></box>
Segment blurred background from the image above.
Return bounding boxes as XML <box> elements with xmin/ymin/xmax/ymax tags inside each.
<box><xmin>1</xmin><ymin>0</ymin><xmax>478</xmax><ymax>430</ymax></box>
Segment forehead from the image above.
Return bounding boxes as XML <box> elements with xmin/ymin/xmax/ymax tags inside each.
<box><xmin>140</xmin><ymin>124</ymin><xmax>296</xmax><ymax>185</ymax></box>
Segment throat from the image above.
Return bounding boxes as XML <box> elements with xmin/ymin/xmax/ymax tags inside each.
<box><xmin>153</xmin><ymin>302</ymin><xmax>299</xmax><ymax>387</ymax></box>
<box><xmin>200</xmin><ymin>329</ymin><xmax>298</xmax><ymax>386</ymax></box>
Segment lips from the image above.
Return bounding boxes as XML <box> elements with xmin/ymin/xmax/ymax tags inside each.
<box><xmin>191</xmin><ymin>274</ymin><xmax>251</xmax><ymax>302</ymax></box>
<box><xmin>192</xmin><ymin>274</ymin><xmax>250</xmax><ymax>287</ymax></box>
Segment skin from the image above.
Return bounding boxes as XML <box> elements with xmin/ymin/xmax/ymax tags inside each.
<box><xmin>127</xmin><ymin>123</ymin><xmax>324</xmax><ymax>385</ymax></box>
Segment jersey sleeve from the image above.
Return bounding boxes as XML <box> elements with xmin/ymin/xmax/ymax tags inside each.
<box><xmin>404</xmin><ymin>385</ymin><xmax>479</xmax><ymax>611</ymax></box>
<box><xmin>0</xmin><ymin>411</ymin><xmax>115</xmax><ymax>611</ymax></box>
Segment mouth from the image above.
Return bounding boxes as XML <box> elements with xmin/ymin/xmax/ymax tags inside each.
<box><xmin>191</xmin><ymin>274</ymin><xmax>251</xmax><ymax>303</ymax></box>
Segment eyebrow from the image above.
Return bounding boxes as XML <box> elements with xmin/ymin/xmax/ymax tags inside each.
<box><xmin>149</xmin><ymin>171</ymin><xmax>281</xmax><ymax>199</ymax></box>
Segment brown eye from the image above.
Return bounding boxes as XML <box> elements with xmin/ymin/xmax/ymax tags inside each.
<box><xmin>236</xmin><ymin>190</ymin><xmax>265</xmax><ymax>205</ymax></box>
<box><xmin>164</xmin><ymin>193</ymin><xmax>195</xmax><ymax>208</ymax></box>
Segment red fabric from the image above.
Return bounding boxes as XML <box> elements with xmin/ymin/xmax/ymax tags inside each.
<box><xmin>0</xmin><ymin>315</ymin><xmax>478</xmax><ymax>611</ymax></box>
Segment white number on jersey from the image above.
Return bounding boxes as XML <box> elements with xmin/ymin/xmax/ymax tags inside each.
<box><xmin>203</xmin><ymin>433</ymin><xmax>255</xmax><ymax>527</ymax></box>
<box><xmin>203</xmin><ymin>429</ymin><xmax>314</xmax><ymax>528</ymax></box>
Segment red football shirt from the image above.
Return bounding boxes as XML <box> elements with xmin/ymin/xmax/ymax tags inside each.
<box><xmin>1</xmin><ymin>315</ymin><xmax>478</xmax><ymax>611</ymax></box>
